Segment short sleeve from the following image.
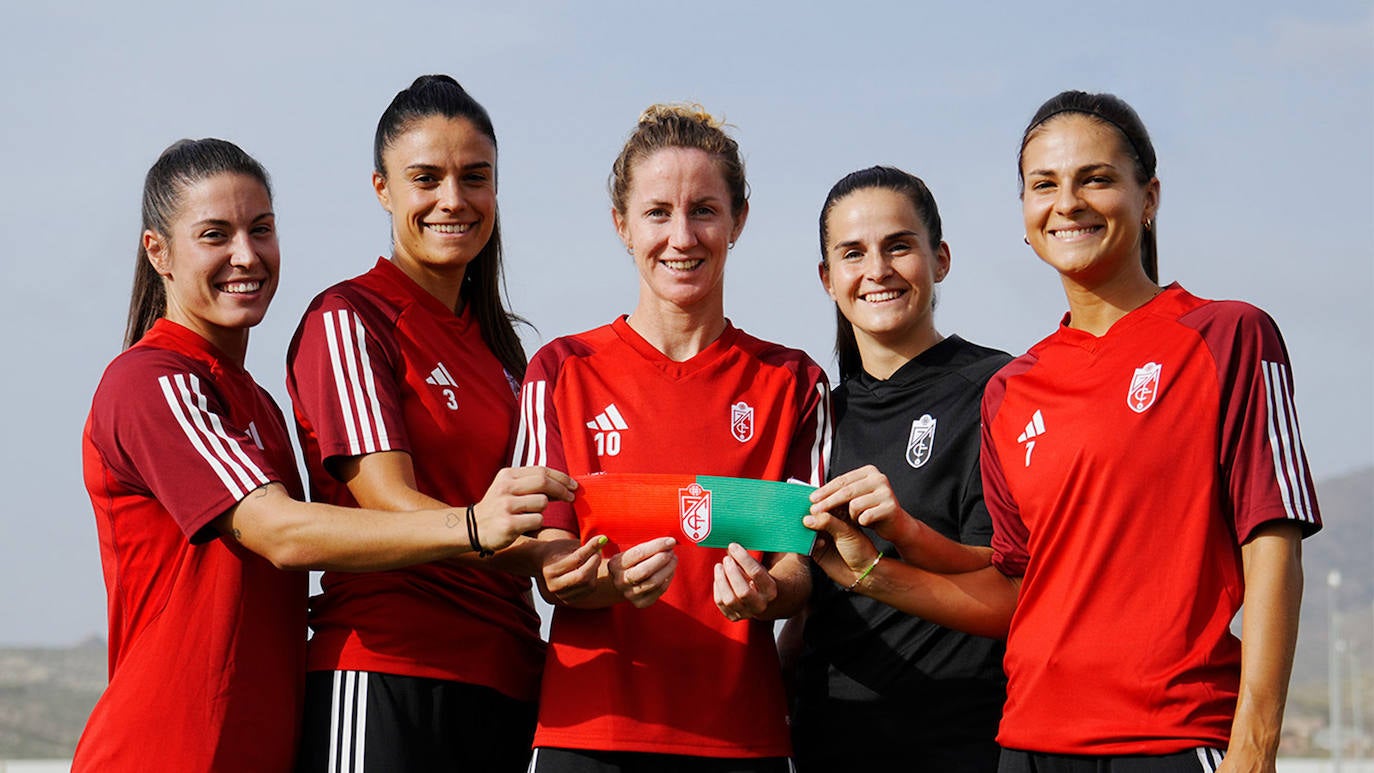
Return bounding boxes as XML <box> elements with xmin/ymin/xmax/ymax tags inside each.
<box><xmin>513</xmin><ymin>343</ymin><xmax>576</xmax><ymax>533</ymax></box>
<box><xmin>982</xmin><ymin>372</ymin><xmax>1029</xmax><ymax>577</ymax></box>
<box><xmin>782</xmin><ymin>360</ymin><xmax>831</xmax><ymax>487</ymax></box>
<box><xmin>1190</xmin><ymin>303</ymin><xmax>1322</xmax><ymax>541</ymax></box>
<box><xmin>288</xmin><ymin>292</ymin><xmax>410</xmax><ymax>466</ymax></box>
<box><xmin>91</xmin><ymin>355</ymin><xmax>284</xmax><ymax>542</ymax></box>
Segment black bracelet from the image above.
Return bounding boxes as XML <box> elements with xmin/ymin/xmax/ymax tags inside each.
<box><xmin>466</xmin><ymin>504</ymin><xmax>494</xmax><ymax>558</ymax></box>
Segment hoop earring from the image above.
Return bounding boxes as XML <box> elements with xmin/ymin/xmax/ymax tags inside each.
<box><xmin>1144</xmin><ymin>219</ymin><xmax>1153</xmax><ymax>231</ymax></box>
<box><xmin>1023</xmin><ymin>235</ymin><xmax>1030</xmax><ymax>245</ymax></box>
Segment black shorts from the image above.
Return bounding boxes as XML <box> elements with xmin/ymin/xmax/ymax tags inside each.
<box><xmin>297</xmin><ymin>670</ymin><xmax>537</xmax><ymax>773</ymax></box>
<box><xmin>528</xmin><ymin>747</ymin><xmax>794</xmax><ymax>773</ymax></box>
<box><xmin>998</xmin><ymin>748</ymin><xmax>1225</xmax><ymax>772</ymax></box>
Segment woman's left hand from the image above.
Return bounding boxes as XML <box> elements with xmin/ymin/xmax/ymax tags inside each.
<box><xmin>713</xmin><ymin>543</ymin><xmax>778</xmax><ymax>621</ymax></box>
<box><xmin>803</xmin><ymin>510</ymin><xmax>881</xmax><ymax>591</ymax></box>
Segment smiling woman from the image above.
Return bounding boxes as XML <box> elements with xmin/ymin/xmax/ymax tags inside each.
<box><xmin>513</xmin><ymin>104</ymin><xmax>831</xmax><ymax>773</ymax></box>
<box><xmin>787</xmin><ymin>166</ymin><xmax>1010</xmax><ymax>772</ymax></box>
<box><xmin>286</xmin><ymin>75</ymin><xmax>571</xmax><ymax>773</ymax></box>
<box><xmin>77</xmin><ymin>137</ymin><xmax>572</xmax><ymax>773</ymax></box>
<box><xmin>799</xmin><ymin>92</ymin><xmax>1326</xmax><ymax>773</ymax></box>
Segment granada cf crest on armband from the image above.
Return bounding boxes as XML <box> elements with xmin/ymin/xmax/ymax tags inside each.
<box><xmin>730</xmin><ymin>401</ymin><xmax>755</xmax><ymax>443</ymax></box>
<box><xmin>1127</xmin><ymin>362</ymin><xmax>1162</xmax><ymax>413</ymax></box>
<box><xmin>679</xmin><ymin>483</ymin><xmax>712</xmax><ymax>543</ymax></box>
<box><xmin>905</xmin><ymin>414</ymin><xmax>937</xmax><ymax>469</ymax></box>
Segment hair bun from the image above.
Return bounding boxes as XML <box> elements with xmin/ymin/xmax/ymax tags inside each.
<box><xmin>637</xmin><ymin>102</ymin><xmax>723</xmax><ymax>130</ymax></box>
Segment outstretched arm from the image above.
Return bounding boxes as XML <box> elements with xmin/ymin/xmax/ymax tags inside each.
<box><xmin>804</xmin><ymin>509</ymin><xmax>1017</xmax><ymax>639</ymax></box>
<box><xmin>333</xmin><ymin>449</ymin><xmax>576</xmax><ymax>576</ymax></box>
<box><xmin>216</xmin><ymin>482</ymin><xmax>533</xmax><ymax>572</ymax></box>
<box><xmin>1219</xmin><ymin>522</ymin><xmax>1304</xmax><ymax>772</ymax></box>
<box><xmin>217</xmin><ymin>458</ymin><xmax>574</xmax><ymax>572</ymax></box>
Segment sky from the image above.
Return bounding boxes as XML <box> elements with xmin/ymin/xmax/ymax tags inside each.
<box><xmin>1</xmin><ymin>1</ymin><xmax>1369</xmax><ymax>646</ymax></box>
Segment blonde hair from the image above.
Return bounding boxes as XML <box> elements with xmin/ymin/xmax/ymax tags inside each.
<box><xmin>608</xmin><ymin>102</ymin><xmax>748</xmax><ymax>217</ymax></box>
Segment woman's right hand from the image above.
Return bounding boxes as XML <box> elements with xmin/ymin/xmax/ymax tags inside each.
<box><xmin>809</xmin><ymin>465</ymin><xmax>918</xmax><ymax>547</ymax></box>
<box><xmin>608</xmin><ymin>537</ymin><xmax>678</xmax><ymax>608</ymax></box>
<box><xmin>472</xmin><ymin>466</ymin><xmax>577</xmax><ymax>553</ymax></box>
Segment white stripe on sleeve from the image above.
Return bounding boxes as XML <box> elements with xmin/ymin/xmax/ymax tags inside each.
<box><xmin>323</xmin><ymin>311</ymin><xmax>363</xmax><ymax>456</ymax></box>
<box><xmin>349</xmin><ymin>311</ymin><xmax>390</xmax><ymax>451</ymax></box>
<box><xmin>158</xmin><ymin>375</ymin><xmax>246</xmax><ymax>499</ymax></box>
<box><xmin>806</xmin><ymin>382</ymin><xmax>832</xmax><ymax>487</ymax></box>
<box><xmin>1262</xmin><ymin>361</ymin><xmax>1316</xmax><ymax>524</ymax></box>
<box><xmin>159</xmin><ymin>373</ymin><xmax>270</xmax><ymax>499</ymax></box>
<box><xmin>516</xmin><ymin>381</ymin><xmax>549</xmax><ymax>467</ymax></box>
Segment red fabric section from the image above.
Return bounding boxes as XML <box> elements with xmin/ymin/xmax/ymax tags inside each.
<box><xmin>981</xmin><ymin>285</ymin><xmax>1321</xmax><ymax>755</ymax></box>
<box><xmin>286</xmin><ymin>258</ymin><xmax>543</xmax><ymax>700</ymax></box>
<box><xmin>76</xmin><ymin>319</ymin><xmax>306</xmax><ymax>772</ymax></box>
<box><xmin>520</xmin><ymin>318</ymin><xmax>828</xmax><ymax>756</ymax></box>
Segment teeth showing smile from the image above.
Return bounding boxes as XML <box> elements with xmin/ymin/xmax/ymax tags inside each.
<box><xmin>427</xmin><ymin>223</ymin><xmax>475</xmax><ymax>234</ymax></box>
<box><xmin>220</xmin><ymin>280</ymin><xmax>263</xmax><ymax>294</ymax></box>
<box><xmin>1051</xmin><ymin>226</ymin><xmax>1102</xmax><ymax>239</ymax></box>
<box><xmin>662</xmin><ymin>259</ymin><xmax>704</xmax><ymax>271</ymax></box>
<box><xmin>862</xmin><ymin>290</ymin><xmax>904</xmax><ymax>303</ymax></box>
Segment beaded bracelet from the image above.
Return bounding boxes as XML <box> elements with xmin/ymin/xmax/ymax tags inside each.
<box><xmin>845</xmin><ymin>555</ymin><xmax>881</xmax><ymax>592</ymax></box>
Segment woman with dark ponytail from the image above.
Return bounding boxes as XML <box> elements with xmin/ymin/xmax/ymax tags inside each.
<box><xmin>805</xmin><ymin>91</ymin><xmax>1322</xmax><ymax>772</ymax></box>
<box><xmin>286</xmin><ymin>75</ymin><xmax>571</xmax><ymax>772</ymax></box>
<box><xmin>78</xmin><ymin>138</ymin><xmax>570</xmax><ymax>772</ymax></box>
<box><xmin>788</xmin><ymin>166</ymin><xmax>1010</xmax><ymax>772</ymax></box>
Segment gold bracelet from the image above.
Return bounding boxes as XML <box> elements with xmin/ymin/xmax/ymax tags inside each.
<box><xmin>845</xmin><ymin>555</ymin><xmax>881</xmax><ymax>592</ymax></box>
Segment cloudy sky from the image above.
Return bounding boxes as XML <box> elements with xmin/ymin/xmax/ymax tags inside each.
<box><xmin>1</xmin><ymin>0</ymin><xmax>1369</xmax><ymax>645</ymax></box>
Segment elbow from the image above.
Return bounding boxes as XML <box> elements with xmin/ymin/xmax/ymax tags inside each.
<box><xmin>264</xmin><ymin>545</ymin><xmax>317</xmax><ymax>572</ymax></box>
<box><xmin>242</xmin><ymin>513</ymin><xmax>324</xmax><ymax>571</ymax></box>
<box><xmin>253</xmin><ymin>534</ymin><xmax>319</xmax><ymax>572</ymax></box>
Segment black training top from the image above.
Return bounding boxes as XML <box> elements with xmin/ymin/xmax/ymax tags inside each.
<box><xmin>792</xmin><ymin>335</ymin><xmax>1011</xmax><ymax>770</ymax></box>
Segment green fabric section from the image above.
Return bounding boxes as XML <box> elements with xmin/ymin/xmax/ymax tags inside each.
<box><xmin>693</xmin><ymin>476</ymin><xmax>817</xmax><ymax>554</ymax></box>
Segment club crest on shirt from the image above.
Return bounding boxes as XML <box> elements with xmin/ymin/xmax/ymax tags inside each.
<box><xmin>1127</xmin><ymin>362</ymin><xmax>1162</xmax><ymax>413</ymax></box>
<box><xmin>905</xmin><ymin>414</ymin><xmax>937</xmax><ymax>469</ymax></box>
<box><xmin>730</xmin><ymin>401</ymin><xmax>754</xmax><ymax>443</ymax></box>
<box><xmin>679</xmin><ymin>483</ymin><xmax>712</xmax><ymax>543</ymax></box>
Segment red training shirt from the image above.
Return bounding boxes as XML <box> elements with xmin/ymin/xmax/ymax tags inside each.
<box><xmin>513</xmin><ymin>317</ymin><xmax>830</xmax><ymax>757</ymax></box>
<box><xmin>982</xmin><ymin>285</ymin><xmax>1321</xmax><ymax>755</ymax></box>
<box><xmin>77</xmin><ymin>319</ymin><xmax>307</xmax><ymax>772</ymax></box>
<box><xmin>286</xmin><ymin>258</ymin><xmax>543</xmax><ymax>700</ymax></box>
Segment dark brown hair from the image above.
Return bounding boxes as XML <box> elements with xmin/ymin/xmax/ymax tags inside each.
<box><xmin>375</xmin><ymin>74</ymin><xmax>528</xmax><ymax>379</ymax></box>
<box><xmin>125</xmin><ymin>138</ymin><xmax>271</xmax><ymax>348</ymax></box>
<box><xmin>818</xmin><ymin>166</ymin><xmax>944</xmax><ymax>381</ymax></box>
<box><xmin>1018</xmin><ymin>90</ymin><xmax>1159</xmax><ymax>282</ymax></box>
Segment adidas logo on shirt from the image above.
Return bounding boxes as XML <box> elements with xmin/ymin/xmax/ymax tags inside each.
<box><xmin>586</xmin><ymin>403</ymin><xmax>628</xmax><ymax>457</ymax></box>
<box><xmin>425</xmin><ymin>363</ymin><xmax>457</xmax><ymax>388</ymax></box>
<box><xmin>1017</xmin><ymin>409</ymin><xmax>1046</xmax><ymax>467</ymax></box>
<box><xmin>425</xmin><ymin>362</ymin><xmax>459</xmax><ymax>411</ymax></box>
